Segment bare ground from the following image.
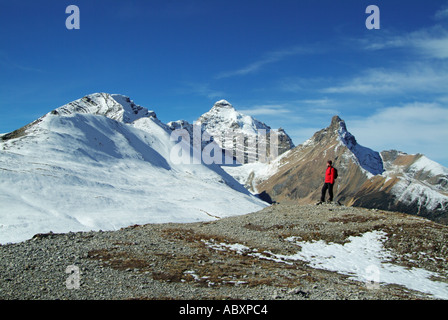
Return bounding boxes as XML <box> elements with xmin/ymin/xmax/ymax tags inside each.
<box><xmin>1</xmin><ymin>203</ymin><xmax>447</xmax><ymax>300</ymax></box>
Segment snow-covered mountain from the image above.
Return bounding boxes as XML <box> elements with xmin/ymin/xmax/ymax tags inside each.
<box><xmin>351</xmin><ymin>150</ymin><xmax>448</xmax><ymax>221</ymax></box>
<box><xmin>2</xmin><ymin>92</ymin><xmax>447</xmax><ymax>245</ymax></box>
<box><xmin>248</xmin><ymin>116</ymin><xmax>448</xmax><ymax>224</ymax></box>
<box><xmin>194</xmin><ymin>100</ymin><xmax>295</xmax><ymax>164</ymax></box>
<box><xmin>0</xmin><ymin>93</ymin><xmax>267</xmax><ymax>244</ymax></box>
<box><xmin>197</xmin><ymin>100</ymin><xmax>271</xmax><ymax>136</ymax></box>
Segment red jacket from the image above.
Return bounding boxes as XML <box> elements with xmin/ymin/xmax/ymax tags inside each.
<box><xmin>325</xmin><ymin>166</ymin><xmax>335</xmax><ymax>184</ymax></box>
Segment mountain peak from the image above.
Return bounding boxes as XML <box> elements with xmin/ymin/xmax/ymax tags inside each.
<box><xmin>212</xmin><ymin>99</ymin><xmax>234</xmax><ymax>110</ymax></box>
<box><xmin>53</xmin><ymin>93</ymin><xmax>156</xmax><ymax>124</ymax></box>
<box><xmin>110</xmin><ymin>94</ymin><xmax>157</xmax><ymax>122</ymax></box>
<box><xmin>332</xmin><ymin>116</ymin><xmax>384</xmax><ymax>176</ymax></box>
<box><xmin>302</xmin><ymin>115</ymin><xmax>384</xmax><ymax>176</ymax></box>
<box><xmin>330</xmin><ymin>115</ymin><xmax>343</xmax><ymax>130</ymax></box>
<box><xmin>194</xmin><ymin>100</ymin><xmax>295</xmax><ymax>162</ymax></box>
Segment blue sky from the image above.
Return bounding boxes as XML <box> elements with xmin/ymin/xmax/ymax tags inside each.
<box><xmin>1</xmin><ymin>0</ymin><xmax>448</xmax><ymax>166</ymax></box>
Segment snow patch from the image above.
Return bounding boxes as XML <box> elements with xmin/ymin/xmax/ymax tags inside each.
<box><xmin>391</xmin><ymin>179</ymin><xmax>448</xmax><ymax>212</ymax></box>
<box><xmin>202</xmin><ymin>239</ymin><xmax>293</xmax><ymax>265</ymax></box>
<box><xmin>284</xmin><ymin>231</ymin><xmax>448</xmax><ymax>299</ymax></box>
<box><xmin>410</xmin><ymin>156</ymin><xmax>448</xmax><ymax>177</ymax></box>
<box><xmin>204</xmin><ymin>232</ymin><xmax>448</xmax><ymax>299</ymax></box>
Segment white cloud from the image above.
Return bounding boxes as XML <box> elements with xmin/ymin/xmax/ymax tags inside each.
<box><xmin>298</xmin><ymin>98</ymin><xmax>333</xmax><ymax>106</ymax></box>
<box><xmin>435</xmin><ymin>6</ymin><xmax>448</xmax><ymax>20</ymax></box>
<box><xmin>364</xmin><ymin>26</ymin><xmax>448</xmax><ymax>59</ymax></box>
<box><xmin>321</xmin><ymin>64</ymin><xmax>448</xmax><ymax>95</ymax></box>
<box><xmin>0</xmin><ymin>51</ymin><xmax>43</xmax><ymax>73</ymax></box>
<box><xmin>215</xmin><ymin>46</ymin><xmax>313</xmax><ymax>79</ymax></box>
<box><xmin>347</xmin><ymin>103</ymin><xmax>448</xmax><ymax>165</ymax></box>
<box><xmin>238</xmin><ymin>104</ymin><xmax>293</xmax><ymax>116</ymax></box>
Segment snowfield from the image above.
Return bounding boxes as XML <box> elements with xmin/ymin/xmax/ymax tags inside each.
<box><xmin>0</xmin><ymin>94</ymin><xmax>267</xmax><ymax>244</ymax></box>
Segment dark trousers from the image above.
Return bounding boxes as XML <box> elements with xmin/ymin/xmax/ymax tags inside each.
<box><xmin>321</xmin><ymin>183</ymin><xmax>334</xmax><ymax>202</ymax></box>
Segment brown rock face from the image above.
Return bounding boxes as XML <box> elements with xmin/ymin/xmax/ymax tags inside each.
<box><xmin>257</xmin><ymin>116</ymin><xmax>372</xmax><ymax>203</ymax></box>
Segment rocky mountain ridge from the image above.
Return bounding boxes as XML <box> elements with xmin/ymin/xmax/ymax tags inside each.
<box><xmin>254</xmin><ymin>116</ymin><xmax>448</xmax><ymax>224</ymax></box>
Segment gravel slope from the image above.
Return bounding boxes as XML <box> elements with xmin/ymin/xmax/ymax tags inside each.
<box><xmin>1</xmin><ymin>203</ymin><xmax>447</xmax><ymax>300</ymax></box>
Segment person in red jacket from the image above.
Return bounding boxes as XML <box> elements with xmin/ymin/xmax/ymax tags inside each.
<box><xmin>319</xmin><ymin>160</ymin><xmax>336</xmax><ymax>204</ymax></box>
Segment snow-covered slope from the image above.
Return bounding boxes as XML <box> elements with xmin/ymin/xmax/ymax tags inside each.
<box><xmin>375</xmin><ymin>151</ymin><xmax>448</xmax><ymax>219</ymax></box>
<box><xmin>0</xmin><ymin>93</ymin><xmax>267</xmax><ymax>244</ymax></box>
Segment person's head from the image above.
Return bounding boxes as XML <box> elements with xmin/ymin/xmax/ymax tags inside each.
<box><xmin>327</xmin><ymin>160</ymin><xmax>333</xmax><ymax>167</ymax></box>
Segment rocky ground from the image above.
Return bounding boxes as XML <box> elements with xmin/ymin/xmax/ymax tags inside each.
<box><xmin>1</xmin><ymin>203</ymin><xmax>447</xmax><ymax>301</ymax></box>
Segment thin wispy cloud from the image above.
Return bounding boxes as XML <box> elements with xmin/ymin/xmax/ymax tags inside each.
<box><xmin>348</xmin><ymin>102</ymin><xmax>448</xmax><ymax>162</ymax></box>
<box><xmin>215</xmin><ymin>46</ymin><xmax>314</xmax><ymax>79</ymax></box>
<box><xmin>272</xmin><ymin>4</ymin><xmax>448</xmax><ymax>166</ymax></box>
<box><xmin>435</xmin><ymin>5</ymin><xmax>448</xmax><ymax>20</ymax></box>
<box><xmin>239</xmin><ymin>104</ymin><xmax>293</xmax><ymax>116</ymax></box>
<box><xmin>298</xmin><ymin>98</ymin><xmax>333</xmax><ymax>106</ymax></box>
<box><xmin>0</xmin><ymin>51</ymin><xmax>43</xmax><ymax>73</ymax></box>
<box><xmin>363</xmin><ymin>26</ymin><xmax>448</xmax><ymax>59</ymax></box>
<box><xmin>322</xmin><ymin>16</ymin><xmax>448</xmax><ymax>96</ymax></box>
<box><xmin>321</xmin><ymin>64</ymin><xmax>448</xmax><ymax>95</ymax></box>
